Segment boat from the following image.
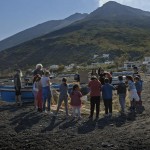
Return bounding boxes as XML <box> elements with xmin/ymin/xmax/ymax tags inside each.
<box><xmin>0</xmin><ymin>80</ymin><xmax>89</xmax><ymax>103</ymax></box>
<box><xmin>0</xmin><ymin>85</ymin><xmax>34</xmax><ymax>102</ymax></box>
<box><xmin>0</xmin><ymin>83</ymin><xmax>74</xmax><ymax>103</ymax></box>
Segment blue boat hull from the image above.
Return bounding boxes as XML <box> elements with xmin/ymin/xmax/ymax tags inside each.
<box><xmin>0</xmin><ymin>84</ymin><xmax>88</xmax><ymax>102</ymax></box>
<box><xmin>0</xmin><ymin>86</ymin><xmax>34</xmax><ymax>102</ymax></box>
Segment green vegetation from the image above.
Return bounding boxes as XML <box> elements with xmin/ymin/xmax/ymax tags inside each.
<box><xmin>0</xmin><ymin>2</ymin><xmax>150</xmax><ymax>71</ymax></box>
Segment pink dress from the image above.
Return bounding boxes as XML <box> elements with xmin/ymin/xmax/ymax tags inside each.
<box><xmin>70</xmin><ymin>91</ymin><xmax>82</xmax><ymax>107</ymax></box>
<box><xmin>37</xmin><ymin>82</ymin><xmax>42</xmax><ymax>110</ymax></box>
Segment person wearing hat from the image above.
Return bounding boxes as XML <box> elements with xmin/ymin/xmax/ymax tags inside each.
<box><xmin>14</xmin><ymin>69</ymin><xmax>22</xmax><ymax>106</ymax></box>
<box><xmin>88</xmin><ymin>76</ymin><xmax>102</xmax><ymax>120</ymax></box>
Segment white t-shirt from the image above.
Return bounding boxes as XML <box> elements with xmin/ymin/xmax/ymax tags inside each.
<box><xmin>41</xmin><ymin>76</ymin><xmax>50</xmax><ymax>87</ymax></box>
<box><xmin>33</xmin><ymin>82</ymin><xmax>39</xmax><ymax>92</ymax></box>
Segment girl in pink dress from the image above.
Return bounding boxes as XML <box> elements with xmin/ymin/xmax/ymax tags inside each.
<box><xmin>36</xmin><ymin>77</ymin><xmax>42</xmax><ymax>112</ymax></box>
<box><xmin>33</xmin><ymin>74</ymin><xmax>42</xmax><ymax>112</ymax></box>
<box><xmin>33</xmin><ymin>75</ymin><xmax>40</xmax><ymax>110</ymax></box>
<box><xmin>70</xmin><ymin>84</ymin><xmax>82</xmax><ymax>119</ymax></box>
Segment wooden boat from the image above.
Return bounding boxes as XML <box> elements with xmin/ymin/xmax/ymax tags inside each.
<box><xmin>0</xmin><ymin>85</ymin><xmax>34</xmax><ymax>102</ymax></box>
<box><xmin>0</xmin><ymin>83</ymin><xmax>88</xmax><ymax>103</ymax></box>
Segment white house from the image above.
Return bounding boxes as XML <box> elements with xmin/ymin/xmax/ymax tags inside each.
<box><xmin>93</xmin><ymin>54</ymin><xmax>99</xmax><ymax>59</ymax></box>
<box><xmin>50</xmin><ymin>65</ymin><xmax>59</xmax><ymax>70</ymax></box>
<box><xmin>103</xmin><ymin>54</ymin><xmax>109</xmax><ymax>58</ymax></box>
<box><xmin>145</xmin><ymin>57</ymin><xmax>150</xmax><ymax>62</ymax></box>
<box><xmin>146</xmin><ymin>62</ymin><xmax>150</xmax><ymax>73</ymax></box>
<box><xmin>64</xmin><ymin>64</ymin><xmax>75</xmax><ymax>71</ymax></box>
<box><xmin>123</xmin><ymin>61</ymin><xmax>142</xmax><ymax>70</ymax></box>
<box><xmin>104</xmin><ymin>61</ymin><xmax>114</xmax><ymax>64</ymax></box>
<box><xmin>143</xmin><ymin>57</ymin><xmax>150</xmax><ymax>64</ymax></box>
<box><xmin>91</xmin><ymin>62</ymin><xmax>102</xmax><ymax>66</ymax></box>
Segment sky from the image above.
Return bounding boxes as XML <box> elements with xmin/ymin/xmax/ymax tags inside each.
<box><xmin>0</xmin><ymin>0</ymin><xmax>150</xmax><ymax>41</ymax></box>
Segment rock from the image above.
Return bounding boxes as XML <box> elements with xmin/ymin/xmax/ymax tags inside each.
<box><xmin>110</xmin><ymin>123</ymin><xmax>114</xmax><ymax>126</ymax></box>
<box><xmin>102</xmin><ymin>142</ymin><xmax>114</xmax><ymax>147</ymax></box>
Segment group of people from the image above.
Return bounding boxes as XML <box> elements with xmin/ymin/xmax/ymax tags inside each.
<box><xmin>91</xmin><ymin>68</ymin><xmax>112</xmax><ymax>84</ymax></box>
<box><xmin>32</xmin><ymin>64</ymin><xmax>52</xmax><ymax>114</ymax></box>
<box><xmin>33</xmin><ymin>70</ymin><xmax>83</xmax><ymax>118</ymax></box>
<box><xmin>89</xmin><ymin>67</ymin><xmax>143</xmax><ymax>118</ymax></box>
<box><xmin>14</xmin><ymin>64</ymin><xmax>143</xmax><ymax>120</ymax></box>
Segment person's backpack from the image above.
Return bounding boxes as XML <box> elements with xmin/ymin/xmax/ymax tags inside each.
<box><xmin>117</xmin><ymin>82</ymin><xmax>126</xmax><ymax>94</ymax></box>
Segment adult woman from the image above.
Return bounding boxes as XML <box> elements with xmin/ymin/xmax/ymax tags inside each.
<box><xmin>33</xmin><ymin>64</ymin><xmax>44</xmax><ymax>76</ymax></box>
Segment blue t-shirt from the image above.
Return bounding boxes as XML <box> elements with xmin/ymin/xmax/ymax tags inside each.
<box><xmin>135</xmin><ymin>81</ymin><xmax>142</xmax><ymax>92</ymax></box>
<box><xmin>102</xmin><ymin>83</ymin><xmax>115</xmax><ymax>100</ymax></box>
<box><xmin>59</xmin><ymin>83</ymin><xmax>68</xmax><ymax>97</ymax></box>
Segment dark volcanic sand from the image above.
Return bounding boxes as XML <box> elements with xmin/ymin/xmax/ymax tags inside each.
<box><xmin>0</xmin><ymin>77</ymin><xmax>150</xmax><ymax>150</ymax></box>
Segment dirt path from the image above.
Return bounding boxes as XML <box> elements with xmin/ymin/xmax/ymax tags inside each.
<box><xmin>0</xmin><ymin>77</ymin><xmax>150</xmax><ymax>150</ymax></box>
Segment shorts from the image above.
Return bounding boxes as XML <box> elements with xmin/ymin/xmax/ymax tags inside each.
<box><xmin>15</xmin><ymin>86</ymin><xmax>21</xmax><ymax>95</ymax></box>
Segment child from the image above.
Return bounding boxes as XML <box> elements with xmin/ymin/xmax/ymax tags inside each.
<box><xmin>55</xmin><ymin>78</ymin><xmax>69</xmax><ymax>117</ymax></box>
<box><xmin>36</xmin><ymin>75</ymin><xmax>43</xmax><ymax>112</ymax></box>
<box><xmin>41</xmin><ymin>71</ymin><xmax>52</xmax><ymax>114</ymax></box>
<box><xmin>126</xmin><ymin>76</ymin><xmax>139</xmax><ymax>111</ymax></box>
<box><xmin>33</xmin><ymin>75</ymin><xmax>39</xmax><ymax>110</ymax></box>
<box><xmin>117</xmin><ymin>76</ymin><xmax>127</xmax><ymax>113</ymax></box>
<box><xmin>33</xmin><ymin>74</ymin><xmax>42</xmax><ymax>111</ymax></box>
<box><xmin>134</xmin><ymin>76</ymin><xmax>142</xmax><ymax>106</ymax></box>
<box><xmin>102</xmin><ymin>78</ymin><xmax>115</xmax><ymax>117</ymax></box>
<box><xmin>88</xmin><ymin>76</ymin><xmax>101</xmax><ymax>119</ymax></box>
<box><xmin>70</xmin><ymin>84</ymin><xmax>82</xmax><ymax>119</ymax></box>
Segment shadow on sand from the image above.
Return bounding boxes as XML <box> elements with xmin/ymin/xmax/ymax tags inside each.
<box><xmin>77</xmin><ymin>107</ymin><xmax>145</xmax><ymax>134</ymax></box>
<box><xmin>78</xmin><ymin>119</ymin><xmax>97</xmax><ymax>134</ymax></box>
<box><xmin>59</xmin><ymin>118</ymin><xmax>78</xmax><ymax>130</ymax></box>
<box><xmin>41</xmin><ymin>116</ymin><xmax>66</xmax><ymax>132</ymax></box>
<box><xmin>0</xmin><ymin>102</ymin><xmax>34</xmax><ymax>112</ymax></box>
<box><xmin>9</xmin><ymin>110</ymin><xmax>42</xmax><ymax>133</ymax></box>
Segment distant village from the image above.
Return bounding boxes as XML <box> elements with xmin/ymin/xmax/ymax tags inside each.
<box><xmin>49</xmin><ymin>54</ymin><xmax>150</xmax><ymax>74</ymax></box>
<box><xmin>0</xmin><ymin>54</ymin><xmax>150</xmax><ymax>79</ymax></box>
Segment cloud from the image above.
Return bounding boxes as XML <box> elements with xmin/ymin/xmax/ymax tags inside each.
<box><xmin>99</xmin><ymin>0</ymin><xmax>150</xmax><ymax>11</ymax></box>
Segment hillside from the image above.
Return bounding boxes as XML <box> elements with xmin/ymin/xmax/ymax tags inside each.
<box><xmin>0</xmin><ymin>13</ymin><xmax>88</xmax><ymax>52</ymax></box>
<box><xmin>0</xmin><ymin>1</ymin><xmax>150</xmax><ymax>70</ymax></box>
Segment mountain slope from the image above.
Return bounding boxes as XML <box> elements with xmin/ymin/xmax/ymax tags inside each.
<box><xmin>89</xmin><ymin>1</ymin><xmax>150</xmax><ymax>19</ymax></box>
<box><xmin>0</xmin><ymin>13</ymin><xmax>88</xmax><ymax>52</ymax></box>
<box><xmin>0</xmin><ymin>1</ymin><xmax>150</xmax><ymax>70</ymax></box>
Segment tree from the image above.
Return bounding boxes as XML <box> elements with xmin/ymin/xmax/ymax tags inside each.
<box><xmin>114</xmin><ymin>54</ymin><xmax>129</xmax><ymax>70</ymax></box>
<box><xmin>57</xmin><ymin>65</ymin><xmax>65</xmax><ymax>72</ymax></box>
<box><xmin>141</xmin><ymin>64</ymin><xmax>147</xmax><ymax>73</ymax></box>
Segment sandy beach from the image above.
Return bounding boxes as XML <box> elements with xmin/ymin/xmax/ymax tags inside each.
<box><xmin>0</xmin><ymin>75</ymin><xmax>150</xmax><ymax>150</ymax></box>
